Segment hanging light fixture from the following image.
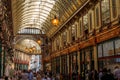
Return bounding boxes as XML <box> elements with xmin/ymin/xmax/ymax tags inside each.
<box><xmin>25</xmin><ymin>47</ymin><xmax>29</xmax><ymax>52</ymax></box>
<box><xmin>37</xmin><ymin>40</ymin><xmax>41</xmax><ymax>45</ymax></box>
<box><xmin>32</xmin><ymin>46</ymin><xmax>36</xmax><ymax>51</ymax></box>
<box><xmin>25</xmin><ymin>40</ymin><xmax>35</xmax><ymax>53</ymax></box>
<box><xmin>52</xmin><ymin>15</ymin><xmax>59</xmax><ymax>26</ymax></box>
<box><xmin>51</xmin><ymin>4</ymin><xmax>59</xmax><ymax>26</ymax></box>
<box><xmin>29</xmin><ymin>48</ymin><xmax>33</xmax><ymax>52</ymax></box>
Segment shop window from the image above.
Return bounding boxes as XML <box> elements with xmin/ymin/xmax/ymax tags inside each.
<box><xmin>115</xmin><ymin>39</ymin><xmax>120</xmax><ymax>55</ymax></box>
<box><xmin>103</xmin><ymin>41</ymin><xmax>114</xmax><ymax>56</ymax></box>
<box><xmin>98</xmin><ymin>44</ymin><xmax>103</xmax><ymax>58</ymax></box>
<box><xmin>56</xmin><ymin>57</ymin><xmax>60</xmax><ymax>73</ymax></box>
<box><xmin>101</xmin><ymin>0</ymin><xmax>110</xmax><ymax>25</ymax></box>
<box><xmin>112</xmin><ymin>0</ymin><xmax>117</xmax><ymax>18</ymax></box>
<box><xmin>96</xmin><ymin>7</ymin><xmax>99</xmax><ymax>27</ymax></box>
<box><xmin>98</xmin><ymin>39</ymin><xmax>120</xmax><ymax>70</ymax></box>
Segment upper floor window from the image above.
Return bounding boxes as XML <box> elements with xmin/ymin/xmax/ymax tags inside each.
<box><xmin>56</xmin><ymin>37</ymin><xmax>60</xmax><ymax>50</ymax></box>
<box><xmin>96</xmin><ymin>7</ymin><xmax>99</xmax><ymax>27</ymax></box>
<box><xmin>101</xmin><ymin>0</ymin><xmax>110</xmax><ymax>25</ymax></box>
<box><xmin>79</xmin><ymin>20</ymin><xmax>83</xmax><ymax>36</ymax></box>
<box><xmin>89</xmin><ymin>13</ymin><xmax>92</xmax><ymax>30</ymax></box>
<box><xmin>83</xmin><ymin>14</ymin><xmax>88</xmax><ymax>34</ymax></box>
<box><xmin>115</xmin><ymin>39</ymin><xmax>120</xmax><ymax>55</ymax></box>
<box><xmin>112</xmin><ymin>0</ymin><xmax>117</xmax><ymax>18</ymax></box>
<box><xmin>62</xmin><ymin>31</ymin><xmax>67</xmax><ymax>46</ymax></box>
<box><xmin>72</xmin><ymin>24</ymin><xmax>76</xmax><ymax>41</ymax></box>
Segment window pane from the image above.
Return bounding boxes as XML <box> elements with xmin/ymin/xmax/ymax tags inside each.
<box><xmin>18</xmin><ymin>28</ymin><xmax>40</xmax><ymax>34</ymax></box>
<box><xmin>98</xmin><ymin>44</ymin><xmax>103</xmax><ymax>58</ymax></box>
<box><xmin>112</xmin><ymin>0</ymin><xmax>117</xmax><ymax>18</ymax></box>
<box><xmin>83</xmin><ymin>14</ymin><xmax>88</xmax><ymax>30</ymax></box>
<box><xmin>79</xmin><ymin>20</ymin><xmax>83</xmax><ymax>35</ymax></box>
<box><xmin>96</xmin><ymin>7</ymin><xmax>99</xmax><ymax>26</ymax></box>
<box><xmin>72</xmin><ymin>24</ymin><xmax>76</xmax><ymax>41</ymax></box>
<box><xmin>56</xmin><ymin>37</ymin><xmax>60</xmax><ymax>50</ymax></box>
<box><xmin>101</xmin><ymin>0</ymin><xmax>110</xmax><ymax>25</ymax></box>
<box><xmin>89</xmin><ymin>13</ymin><xmax>92</xmax><ymax>30</ymax></box>
<box><xmin>62</xmin><ymin>32</ymin><xmax>67</xmax><ymax>46</ymax></box>
<box><xmin>115</xmin><ymin>39</ymin><xmax>120</xmax><ymax>55</ymax></box>
<box><xmin>103</xmin><ymin>41</ymin><xmax>114</xmax><ymax>57</ymax></box>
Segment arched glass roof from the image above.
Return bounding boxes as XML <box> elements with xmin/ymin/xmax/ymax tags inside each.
<box><xmin>12</xmin><ymin>0</ymin><xmax>85</xmax><ymax>36</ymax></box>
<box><xmin>15</xmin><ymin>39</ymin><xmax>41</xmax><ymax>54</ymax></box>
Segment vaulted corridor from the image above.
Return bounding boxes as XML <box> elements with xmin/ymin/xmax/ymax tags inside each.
<box><xmin>0</xmin><ymin>0</ymin><xmax>120</xmax><ymax>80</ymax></box>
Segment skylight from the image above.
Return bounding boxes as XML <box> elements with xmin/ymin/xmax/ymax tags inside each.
<box><xmin>20</xmin><ymin>0</ymin><xmax>56</xmax><ymax>29</ymax></box>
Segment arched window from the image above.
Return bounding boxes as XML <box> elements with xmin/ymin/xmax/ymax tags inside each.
<box><xmin>101</xmin><ymin>0</ymin><xmax>110</xmax><ymax>25</ymax></box>
<box><xmin>112</xmin><ymin>0</ymin><xmax>117</xmax><ymax>18</ymax></box>
<box><xmin>72</xmin><ymin>24</ymin><xmax>76</xmax><ymax>41</ymax></box>
<box><xmin>79</xmin><ymin>19</ymin><xmax>83</xmax><ymax>36</ymax></box>
<box><xmin>89</xmin><ymin>13</ymin><xmax>92</xmax><ymax>30</ymax></box>
<box><xmin>83</xmin><ymin>14</ymin><xmax>88</xmax><ymax>35</ymax></box>
<box><xmin>62</xmin><ymin>31</ymin><xmax>67</xmax><ymax>46</ymax></box>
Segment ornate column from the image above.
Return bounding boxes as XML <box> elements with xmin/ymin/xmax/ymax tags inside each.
<box><xmin>93</xmin><ymin>45</ymin><xmax>98</xmax><ymax>71</ymax></box>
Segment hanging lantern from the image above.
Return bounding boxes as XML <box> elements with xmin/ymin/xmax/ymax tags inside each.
<box><xmin>25</xmin><ymin>47</ymin><xmax>29</xmax><ymax>52</ymax></box>
<box><xmin>37</xmin><ymin>40</ymin><xmax>41</xmax><ymax>44</ymax></box>
<box><xmin>32</xmin><ymin>46</ymin><xmax>36</xmax><ymax>51</ymax></box>
<box><xmin>29</xmin><ymin>48</ymin><xmax>33</xmax><ymax>52</ymax></box>
<box><xmin>52</xmin><ymin>15</ymin><xmax>59</xmax><ymax>26</ymax></box>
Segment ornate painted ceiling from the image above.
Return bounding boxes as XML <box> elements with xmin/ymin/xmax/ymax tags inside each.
<box><xmin>11</xmin><ymin>0</ymin><xmax>84</xmax><ymax>37</ymax></box>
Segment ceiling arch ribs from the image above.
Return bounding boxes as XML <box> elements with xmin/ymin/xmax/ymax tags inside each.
<box><xmin>13</xmin><ymin>1</ymin><xmax>59</xmax><ymax>17</ymax></box>
<box><xmin>13</xmin><ymin>0</ymin><xmax>55</xmax><ymax>11</ymax></box>
<box><xmin>16</xmin><ymin>13</ymin><xmax>50</xmax><ymax>24</ymax></box>
<box><xmin>17</xmin><ymin>20</ymin><xmax>49</xmax><ymax>29</ymax></box>
<box><xmin>18</xmin><ymin>21</ymin><xmax>51</xmax><ymax>31</ymax></box>
<box><xmin>19</xmin><ymin>16</ymin><xmax>52</xmax><ymax>29</ymax></box>
<box><xmin>13</xmin><ymin>5</ymin><xmax>56</xmax><ymax>18</ymax></box>
<box><xmin>55</xmin><ymin>1</ymin><xmax>70</xmax><ymax>21</ymax></box>
<box><xmin>12</xmin><ymin>0</ymin><xmax>62</xmax><ymax>34</ymax></box>
<box><xmin>14</xmin><ymin>11</ymin><xmax>53</xmax><ymax>31</ymax></box>
<box><xmin>12</xmin><ymin>0</ymin><xmax>85</xmax><ymax>36</ymax></box>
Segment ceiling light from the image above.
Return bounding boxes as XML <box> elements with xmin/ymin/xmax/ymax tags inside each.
<box><xmin>37</xmin><ymin>40</ymin><xmax>41</xmax><ymax>45</ymax></box>
<box><xmin>52</xmin><ymin>15</ymin><xmax>59</xmax><ymax>26</ymax></box>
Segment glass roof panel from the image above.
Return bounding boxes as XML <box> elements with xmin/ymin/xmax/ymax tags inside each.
<box><xmin>12</xmin><ymin>0</ymin><xmax>85</xmax><ymax>35</ymax></box>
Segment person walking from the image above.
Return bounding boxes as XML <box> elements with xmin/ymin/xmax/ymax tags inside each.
<box><xmin>21</xmin><ymin>70</ymin><xmax>28</xmax><ymax>80</ymax></box>
<box><xmin>5</xmin><ymin>64</ymin><xmax>10</xmax><ymax>80</ymax></box>
<box><xmin>36</xmin><ymin>72</ymin><xmax>41</xmax><ymax>80</ymax></box>
<box><xmin>28</xmin><ymin>70</ymin><xmax>34</xmax><ymax>80</ymax></box>
<box><xmin>113</xmin><ymin>66</ymin><xmax>120</xmax><ymax>80</ymax></box>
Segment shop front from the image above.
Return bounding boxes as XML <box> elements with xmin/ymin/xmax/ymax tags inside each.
<box><xmin>97</xmin><ymin>38</ymin><xmax>120</xmax><ymax>71</ymax></box>
<box><xmin>69</xmin><ymin>51</ymin><xmax>78</xmax><ymax>80</ymax></box>
<box><xmin>61</xmin><ymin>54</ymin><xmax>68</xmax><ymax>80</ymax></box>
